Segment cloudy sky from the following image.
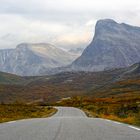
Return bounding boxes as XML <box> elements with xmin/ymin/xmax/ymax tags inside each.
<box><xmin>0</xmin><ymin>0</ymin><xmax>140</xmax><ymax>50</ymax></box>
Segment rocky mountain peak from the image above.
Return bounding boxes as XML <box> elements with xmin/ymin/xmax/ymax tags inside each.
<box><xmin>70</xmin><ymin>19</ymin><xmax>140</xmax><ymax>72</ymax></box>
<box><xmin>96</xmin><ymin>19</ymin><xmax>117</xmax><ymax>27</ymax></box>
<box><xmin>0</xmin><ymin>42</ymin><xmax>78</xmax><ymax>76</ymax></box>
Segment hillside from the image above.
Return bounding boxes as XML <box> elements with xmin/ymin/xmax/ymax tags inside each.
<box><xmin>0</xmin><ymin>62</ymin><xmax>140</xmax><ymax>104</ymax></box>
<box><xmin>0</xmin><ymin>72</ymin><xmax>25</xmax><ymax>85</ymax></box>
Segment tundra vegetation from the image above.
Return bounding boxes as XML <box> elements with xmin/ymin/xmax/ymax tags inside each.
<box><xmin>0</xmin><ymin>67</ymin><xmax>140</xmax><ymax>124</ymax></box>
<box><xmin>0</xmin><ymin>103</ymin><xmax>57</xmax><ymax>123</ymax></box>
<box><xmin>56</xmin><ymin>95</ymin><xmax>140</xmax><ymax>126</ymax></box>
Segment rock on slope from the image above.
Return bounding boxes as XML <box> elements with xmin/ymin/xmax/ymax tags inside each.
<box><xmin>0</xmin><ymin>43</ymin><xmax>78</xmax><ymax>76</ymax></box>
<box><xmin>71</xmin><ymin>19</ymin><xmax>140</xmax><ymax>71</ymax></box>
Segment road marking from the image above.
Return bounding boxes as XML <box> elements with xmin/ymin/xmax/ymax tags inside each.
<box><xmin>113</xmin><ymin>121</ymin><xmax>121</xmax><ymax>125</ymax></box>
<box><xmin>105</xmin><ymin>119</ymin><xmax>121</xmax><ymax>124</ymax></box>
<box><xmin>105</xmin><ymin>119</ymin><xmax>111</xmax><ymax>122</ymax></box>
<box><xmin>128</xmin><ymin>126</ymin><xmax>140</xmax><ymax>131</ymax></box>
<box><xmin>7</xmin><ymin>121</ymin><xmax>16</xmax><ymax>124</ymax></box>
<box><xmin>105</xmin><ymin>119</ymin><xmax>140</xmax><ymax>130</ymax></box>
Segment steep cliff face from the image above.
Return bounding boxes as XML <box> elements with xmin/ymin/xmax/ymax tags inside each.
<box><xmin>71</xmin><ymin>19</ymin><xmax>140</xmax><ymax>71</ymax></box>
<box><xmin>0</xmin><ymin>43</ymin><xmax>78</xmax><ymax>76</ymax></box>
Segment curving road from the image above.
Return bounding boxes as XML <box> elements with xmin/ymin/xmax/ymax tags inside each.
<box><xmin>0</xmin><ymin>107</ymin><xmax>140</xmax><ymax>140</ymax></box>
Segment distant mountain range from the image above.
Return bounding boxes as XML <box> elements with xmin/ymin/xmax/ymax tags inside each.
<box><xmin>0</xmin><ymin>43</ymin><xmax>78</xmax><ymax>76</ymax></box>
<box><xmin>1</xmin><ymin>19</ymin><xmax>140</xmax><ymax>76</ymax></box>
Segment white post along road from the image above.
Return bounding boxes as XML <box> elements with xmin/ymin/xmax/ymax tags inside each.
<box><xmin>0</xmin><ymin>107</ymin><xmax>140</xmax><ymax>140</ymax></box>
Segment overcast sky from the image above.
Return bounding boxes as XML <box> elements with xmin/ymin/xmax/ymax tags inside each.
<box><xmin>0</xmin><ymin>0</ymin><xmax>140</xmax><ymax>50</ymax></box>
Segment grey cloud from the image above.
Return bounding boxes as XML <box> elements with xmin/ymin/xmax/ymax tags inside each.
<box><xmin>0</xmin><ymin>0</ymin><xmax>140</xmax><ymax>49</ymax></box>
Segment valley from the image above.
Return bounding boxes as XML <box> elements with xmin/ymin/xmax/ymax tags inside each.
<box><xmin>1</xmin><ymin>0</ymin><xmax>140</xmax><ymax>139</ymax></box>
<box><xmin>0</xmin><ymin>19</ymin><xmax>140</xmax><ymax>127</ymax></box>
<box><xmin>0</xmin><ymin>61</ymin><xmax>140</xmax><ymax>126</ymax></box>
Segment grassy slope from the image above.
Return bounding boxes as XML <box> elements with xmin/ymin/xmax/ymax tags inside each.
<box><xmin>0</xmin><ymin>72</ymin><xmax>25</xmax><ymax>85</ymax></box>
<box><xmin>55</xmin><ymin>76</ymin><xmax>140</xmax><ymax>126</ymax></box>
<box><xmin>0</xmin><ymin>66</ymin><xmax>140</xmax><ymax>125</ymax></box>
<box><xmin>56</xmin><ymin>95</ymin><xmax>140</xmax><ymax>126</ymax></box>
<box><xmin>0</xmin><ymin>71</ymin><xmax>117</xmax><ymax>103</ymax></box>
<box><xmin>89</xmin><ymin>77</ymin><xmax>140</xmax><ymax>98</ymax></box>
<box><xmin>0</xmin><ymin>104</ymin><xmax>57</xmax><ymax>123</ymax></box>
<box><xmin>0</xmin><ymin>66</ymin><xmax>140</xmax><ymax>103</ymax></box>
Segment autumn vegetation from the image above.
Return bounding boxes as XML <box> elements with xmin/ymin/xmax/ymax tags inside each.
<box><xmin>56</xmin><ymin>95</ymin><xmax>140</xmax><ymax>126</ymax></box>
<box><xmin>0</xmin><ymin>69</ymin><xmax>140</xmax><ymax>124</ymax></box>
<box><xmin>0</xmin><ymin>103</ymin><xmax>57</xmax><ymax>123</ymax></box>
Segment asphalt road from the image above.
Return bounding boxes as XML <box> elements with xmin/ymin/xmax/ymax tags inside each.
<box><xmin>0</xmin><ymin>107</ymin><xmax>140</xmax><ymax>140</ymax></box>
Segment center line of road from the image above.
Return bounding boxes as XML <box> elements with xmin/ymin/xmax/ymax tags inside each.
<box><xmin>128</xmin><ymin>126</ymin><xmax>140</xmax><ymax>131</ymax></box>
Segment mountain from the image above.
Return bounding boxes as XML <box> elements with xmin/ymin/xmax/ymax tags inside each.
<box><xmin>70</xmin><ymin>19</ymin><xmax>140</xmax><ymax>71</ymax></box>
<box><xmin>0</xmin><ymin>43</ymin><xmax>78</xmax><ymax>76</ymax></box>
<box><xmin>68</xmin><ymin>47</ymin><xmax>85</xmax><ymax>56</ymax></box>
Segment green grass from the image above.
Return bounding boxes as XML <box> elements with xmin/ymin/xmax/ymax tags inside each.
<box><xmin>0</xmin><ymin>104</ymin><xmax>57</xmax><ymax>123</ymax></box>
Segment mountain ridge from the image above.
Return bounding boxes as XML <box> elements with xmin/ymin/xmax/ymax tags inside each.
<box><xmin>70</xmin><ymin>19</ymin><xmax>140</xmax><ymax>72</ymax></box>
<box><xmin>0</xmin><ymin>43</ymin><xmax>78</xmax><ymax>76</ymax></box>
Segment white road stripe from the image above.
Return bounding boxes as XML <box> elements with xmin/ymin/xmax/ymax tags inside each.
<box><xmin>104</xmin><ymin>119</ymin><xmax>140</xmax><ymax>131</ymax></box>
<box><xmin>6</xmin><ymin>121</ymin><xmax>16</xmax><ymax>124</ymax></box>
<box><xmin>113</xmin><ymin>121</ymin><xmax>121</xmax><ymax>125</ymax></box>
<box><xmin>128</xmin><ymin>126</ymin><xmax>140</xmax><ymax>131</ymax></box>
<box><xmin>105</xmin><ymin>119</ymin><xmax>111</xmax><ymax>122</ymax></box>
<box><xmin>105</xmin><ymin>119</ymin><xmax>121</xmax><ymax>124</ymax></box>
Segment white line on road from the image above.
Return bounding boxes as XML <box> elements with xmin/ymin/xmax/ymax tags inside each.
<box><xmin>6</xmin><ymin>121</ymin><xmax>16</xmax><ymax>124</ymax></box>
<box><xmin>113</xmin><ymin>121</ymin><xmax>121</xmax><ymax>125</ymax></box>
<box><xmin>105</xmin><ymin>119</ymin><xmax>121</xmax><ymax>125</ymax></box>
<box><xmin>128</xmin><ymin>126</ymin><xmax>140</xmax><ymax>131</ymax></box>
<box><xmin>105</xmin><ymin>120</ymin><xmax>111</xmax><ymax>122</ymax></box>
<box><xmin>104</xmin><ymin>119</ymin><xmax>140</xmax><ymax>131</ymax></box>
